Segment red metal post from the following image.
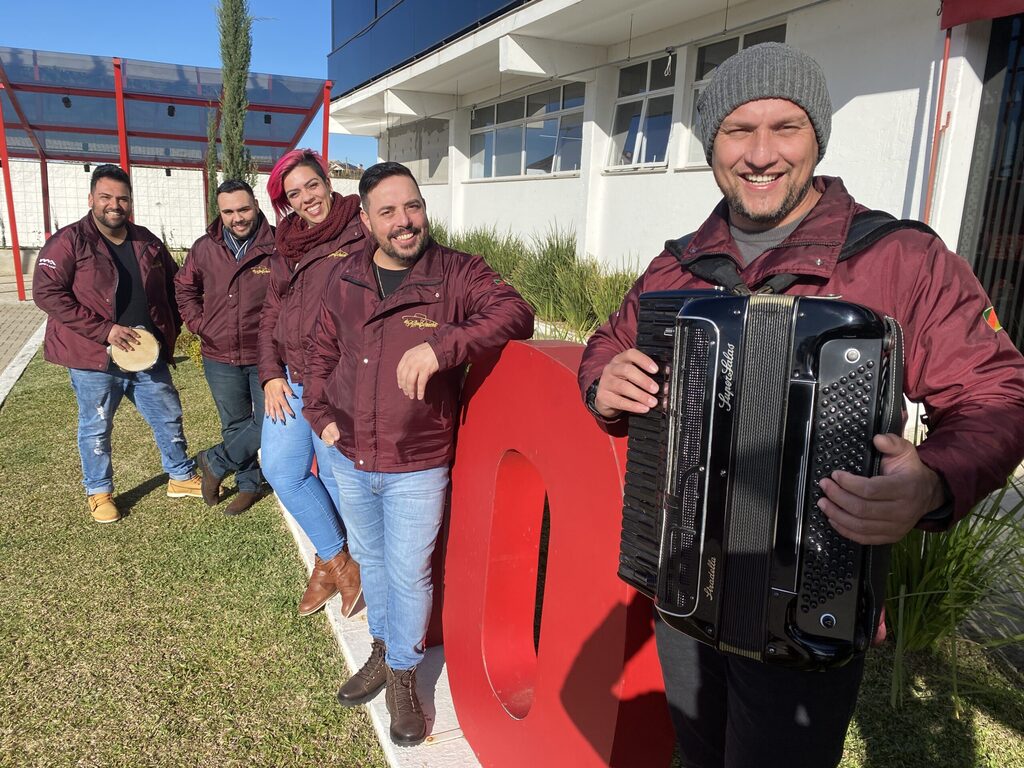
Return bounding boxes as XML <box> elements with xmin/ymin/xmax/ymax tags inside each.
<box><xmin>0</xmin><ymin>84</ymin><xmax>27</xmax><ymax>300</ymax></box>
<box><xmin>322</xmin><ymin>81</ymin><xmax>332</xmax><ymax>160</ymax></box>
<box><xmin>112</xmin><ymin>58</ymin><xmax>130</xmax><ymax>176</ymax></box>
<box><xmin>923</xmin><ymin>28</ymin><xmax>953</xmax><ymax>225</ymax></box>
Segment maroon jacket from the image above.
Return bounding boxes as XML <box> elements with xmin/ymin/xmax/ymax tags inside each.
<box><xmin>579</xmin><ymin>177</ymin><xmax>1024</xmax><ymax>527</ymax></box>
<box><xmin>304</xmin><ymin>241</ymin><xmax>535</xmax><ymax>473</ymax></box>
<box><xmin>33</xmin><ymin>212</ymin><xmax>181</xmax><ymax>371</ymax></box>
<box><xmin>257</xmin><ymin>212</ymin><xmax>367</xmax><ymax>386</ymax></box>
<box><xmin>174</xmin><ymin>213</ymin><xmax>275</xmax><ymax>366</ymax></box>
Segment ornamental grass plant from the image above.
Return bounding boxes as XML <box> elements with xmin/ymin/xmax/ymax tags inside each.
<box><xmin>431</xmin><ymin>222</ymin><xmax>640</xmax><ymax>339</ymax></box>
<box><xmin>886</xmin><ymin>476</ymin><xmax>1024</xmax><ymax>708</ymax></box>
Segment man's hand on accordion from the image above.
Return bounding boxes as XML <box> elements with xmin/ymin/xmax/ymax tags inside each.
<box><xmin>817</xmin><ymin>433</ymin><xmax>947</xmax><ymax>545</ymax></box>
<box><xmin>592</xmin><ymin>349</ymin><xmax>662</xmax><ymax>419</ymax></box>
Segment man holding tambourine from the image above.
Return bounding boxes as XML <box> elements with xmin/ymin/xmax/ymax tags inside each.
<box><xmin>33</xmin><ymin>164</ymin><xmax>203</xmax><ymax>523</ymax></box>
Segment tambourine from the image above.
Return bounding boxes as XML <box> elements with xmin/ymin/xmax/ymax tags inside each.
<box><xmin>110</xmin><ymin>327</ymin><xmax>161</xmax><ymax>372</ymax></box>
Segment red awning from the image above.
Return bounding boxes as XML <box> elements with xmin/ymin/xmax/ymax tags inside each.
<box><xmin>942</xmin><ymin>0</ymin><xmax>1024</xmax><ymax>28</ymax></box>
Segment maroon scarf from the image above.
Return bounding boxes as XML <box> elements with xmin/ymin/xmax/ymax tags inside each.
<box><xmin>274</xmin><ymin>191</ymin><xmax>361</xmax><ymax>261</ymax></box>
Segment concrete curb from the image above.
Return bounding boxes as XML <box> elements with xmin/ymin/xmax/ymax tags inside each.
<box><xmin>0</xmin><ymin>319</ymin><xmax>45</xmax><ymax>408</ymax></box>
<box><xmin>276</xmin><ymin>497</ymin><xmax>482</xmax><ymax>768</ymax></box>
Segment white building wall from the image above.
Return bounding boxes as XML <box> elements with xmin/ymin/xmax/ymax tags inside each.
<box><xmin>0</xmin><ymin>161</ymin><xmax>359</xmax><ymax>254</ymax></box>
<box><xmin>367</xmin><ymin>0</ymin><xmax>987</xmax><ymax>269</ymax></box>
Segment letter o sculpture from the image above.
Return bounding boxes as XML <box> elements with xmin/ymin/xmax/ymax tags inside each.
<box><xmin>446</xmin><ymin>340</ymin><xmax>673</xmax><ymax>767</ymax></box>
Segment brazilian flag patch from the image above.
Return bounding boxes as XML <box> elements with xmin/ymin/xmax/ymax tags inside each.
<box><xmin>983</xmin><ymin>306</ymin><xmax>1003</xmax><ymax>332</ymax></box>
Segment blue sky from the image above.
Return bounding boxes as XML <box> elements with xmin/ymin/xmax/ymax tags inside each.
<box><xmin>0</xmin><ymin>1</ymin><xmax>379</xmax><ymax>168</ymax></box>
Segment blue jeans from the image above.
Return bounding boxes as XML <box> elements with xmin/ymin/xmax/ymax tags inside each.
<box><xmin>69</xmin><ymin>363</ymin><xmax>195</xmax><ymax>495</ymax></box>
<box><xmin>202</xmin><ymin>358</ymin><xmax>264</xmax><ymax>493</ymax></box>
<box><xmin>331</xmin><ymin>453</ymin><xmax>449</xmax><ymax>670</ymax></box>
<box><xmin>260</xmin><ymin>372</ymin><xmax>346</xmax><ymax>561</ymax></box>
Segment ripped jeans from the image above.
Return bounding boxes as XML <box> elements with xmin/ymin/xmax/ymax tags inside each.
<box><xmin>69</xmin><ymin>363</ymin><xmax>195</xmax><ymax>495</ymax></box>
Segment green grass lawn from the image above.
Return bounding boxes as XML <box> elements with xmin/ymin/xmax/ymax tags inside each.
<box><xmin>0</xmin><ymin>354</ymin><xmax>386</xmax><ymax>768</ymax></box>
<box><xmin>2</xmin><ymin>351</ymin><xmax>1022</xmax><ymax>767</ymax></box>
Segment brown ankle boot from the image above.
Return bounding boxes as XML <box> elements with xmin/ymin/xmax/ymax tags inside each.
<box><xmin>298</xmin><ymin>556</ymin><xmax>337</xmax><ymax>616</ymax></box>
<box><xmin>336</xmin><ymin>638</ymin><xmax>387</xmax><ymax>706</ymax></box>
<box><xmin>323</xmin><ymin>547</ymin><xmax>362</xmax><ymax>618</ymax></box>
<box><xmin>385</xmin><ymin>665</ymin><xmax>426</xmax><ymax>746</ymax></box>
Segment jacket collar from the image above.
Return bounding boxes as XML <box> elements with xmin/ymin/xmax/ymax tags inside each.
<box><xmin>351</xmin><ymin>237</ymin><xmax>445</xmax><ymax>288</ymax></box>
<box><xmin>78</xmin><ymin>211</ymin><xmax>153</xmax><ymax>257</ymax></box>
<box><xmin>677</xmin><ymin>176</ymin><xmax>857</xmax><ymax>284</ymax></box>
<box><xmin>208</xmin><ymin>211</ymin><xmax>275</xmax><ymax>253</ymax></box>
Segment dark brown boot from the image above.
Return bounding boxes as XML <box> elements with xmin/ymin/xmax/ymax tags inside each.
<box><xmin>323</xmin><ymin>547</ymin><xmax>362</xmax><ymax>618</ymax></box>
<box><xmin>224</xmin><ymin>490</ymin><xmax>261</xmax><ymax>516</ymax></box>
<box><xmin>298</xmin><ymin>556</ymin><xmax>337</xmax><ymax>616</ymax></box>
<box><xmin>336</xmin><ymin>638</ymin><xmax>387</xmax><ymax>706</ymax></box>
<box><xmin>196</xmin><ymin>450</ymin><xmax>222</xmax><ymax>507</ymax></box>
<box><xmin>385</xmin><ymin>665</ymin><xmax>426</xmax><ymax>746</ymax></box>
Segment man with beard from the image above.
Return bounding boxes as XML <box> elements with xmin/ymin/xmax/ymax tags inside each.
<box><xmin>175</xmin><ymin>179</ymin><xmax>275</xmax><ymax>515</ymax></box>
<box><xmin>303</xmin><ymin>162</ymin><xmax>534</xmax><ymax>746</ymax></box>
<box><xmin>33</xmin><ymin>164</ymin><xmax>203</xmax><ymax>523</ymax></box>
<box><xmin>578</xmin><ymin>43</ymin><xmax>1024</xmax><ymax>767</ymax></box>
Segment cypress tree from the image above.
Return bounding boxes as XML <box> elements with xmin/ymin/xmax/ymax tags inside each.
<box><xmin>205</xmin><ymin>110</ymin><xmax>219</xmax><ymax>223</ymax></box>
<box><xmin>218</xmin><ymin>0</ymin><xmax>255</xmax><ymax>186</ymax></box>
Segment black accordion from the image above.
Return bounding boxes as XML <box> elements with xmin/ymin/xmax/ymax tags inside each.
<box><xmin>619</xmin><ymin>291</ymin><xmax>902</xmax><ymax>669</ymax></box>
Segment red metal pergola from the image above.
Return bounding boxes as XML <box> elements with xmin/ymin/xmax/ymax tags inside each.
<box><xmin>0</xmin><ymin>46</ymin><xmax>333</xmax><ymax>301</ymax></box>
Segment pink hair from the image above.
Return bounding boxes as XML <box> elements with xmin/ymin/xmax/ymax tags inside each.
<box><xmin>266</xmin><ymin>149</ymin><xmax>331</xmax><ymax>218</ymax></box>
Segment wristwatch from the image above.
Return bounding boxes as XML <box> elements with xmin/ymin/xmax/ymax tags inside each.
<box><xmin>584</xmin><ymin>378</ymin><xmax>603</xmax><ymax>418</ymax></box>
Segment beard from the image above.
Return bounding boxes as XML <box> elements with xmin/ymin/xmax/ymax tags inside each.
<box><xmin>378</xmin><ymin>228</ymin><xmax>429</xmax><ymax>266</ymax></box>
<box><xmin>724</xmin><ymin>175</ymin><xmax>813</xmax><ymax>230</ymax></box>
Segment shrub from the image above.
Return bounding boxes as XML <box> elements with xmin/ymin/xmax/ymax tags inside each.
<box><xmin>589</xmin><ymin>264</ymin><xmax>640</xmax><ymax>325</ymax></box>
<box><xmin>513</xmin><ymin>227</ymin><xmax>578</xmax><ymax>322</ymax></box>
<box><xmin>886</xmin><ymin>476</ymin><xmax>1024</xmax><ymax>706</ymax></box>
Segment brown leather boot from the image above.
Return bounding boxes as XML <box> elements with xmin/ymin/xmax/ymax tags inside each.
<box><xmin>196</xmin><ymin>450</ymin><xmax>222</xmax><ymax>506</ymax></box>
<box><xmin>336</xmin><ymin>638</ymin><xmax>387</xmax><ymax>706</ymax></box>
<box><xmin>298</xmin><ymin>556</ymin><xmax>337</xmax><ymax>616</ymax></box>
<box><xmin>323</xmin><ymin>547</ymin><xmax>362</xmax><ymax>618</ymax></box>
<box><xmin>223</xmin><ymin>490</ymin><xmax>261</xmax><ymax>516</ymax></box>
<box><xmin>385</xmin><ymin>665</ymin><xmax>426</xmax><ymax>746</ymax></box>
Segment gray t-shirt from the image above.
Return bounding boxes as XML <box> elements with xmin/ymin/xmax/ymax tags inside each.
<box><xmin>729</xmin><ymin>213</ymin><xmax>809</xmax><ymax>266</ymax></box>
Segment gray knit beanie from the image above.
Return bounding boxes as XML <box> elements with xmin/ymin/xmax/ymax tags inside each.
<box><xmin>696</xmin><ymin>42</ymin><xmax>832</xmax><ymax>164</ymax></box>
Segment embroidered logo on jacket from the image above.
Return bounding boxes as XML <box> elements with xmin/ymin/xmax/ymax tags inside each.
<box><xmin>38</xmin><ymin>258</ymin><xmax>57</xmax><ymax>270</ymax></box>
<box><xmin>328</xmin><ymin>250</ymin><xmax>348</xmax><ymax>259</ymax></box>
<box><xmin>250</xmin><ymin>266</ymin><xmax>271</xmax><ymax>275</ymax></box>
<box><xmin>983</xmin><ymin>306</ymin><xmax>1003</xmax><ymax>333</ymax></box>
<box><xmin>402</xmin><ymin>313</ymin><xmax>439</xmax><ymax>329</ymax></box>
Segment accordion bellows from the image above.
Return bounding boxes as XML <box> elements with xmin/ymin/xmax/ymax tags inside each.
<box><xmin>620</xmin><ymin>291</ymin><xmax>901</xmax><ymax>669</ymax></box>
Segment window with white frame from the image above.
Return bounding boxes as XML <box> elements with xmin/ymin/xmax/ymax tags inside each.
<box><xmin>608</xmin><ymin>53</ymin><xmax>676</xmax><ymax>168</ymax></box>
<box><xmin>469</xmin><ymin>82</ymin><xmax>585</xmax><ymax>179</ymax></box>
<box><xmin>685</xmin><ymin>24</ymin><xmax>787</xmax><ymax>165</ymax></box>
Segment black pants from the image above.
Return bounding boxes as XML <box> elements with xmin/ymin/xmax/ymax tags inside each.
<box><xmin>202</xmin><ymin>358</ymin><xmax>264</xmax><ymax>492</ymax></box>
<box><xmin>654</xmin><ymin>614</ymin><xmax>865</xmax><ymax>768</ymax></box>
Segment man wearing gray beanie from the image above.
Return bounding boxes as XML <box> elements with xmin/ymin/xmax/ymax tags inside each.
<box><xmin>579</xmin><ymin>42</ymin><xmax>1024</xmax><ymax>768</ymax></box>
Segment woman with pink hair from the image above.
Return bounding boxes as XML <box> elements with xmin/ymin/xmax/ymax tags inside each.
<box><xmin>258</xmin><ymin>149</ymin><xmax>365</xmax><ymax>618</ymax></box>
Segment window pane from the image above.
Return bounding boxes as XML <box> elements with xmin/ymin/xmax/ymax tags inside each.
<box><xmin>641</xmin><ymin>95</ymin><xmax>673</xmax><ymax>163</ymax></box>
<box><xmin>610</xmin><ymin>101</ymin><xmax>643</xmax><ymax>165</ymax></box>
<box><xmin>649</xmin><ymin>54</ymin><xmax>676</xmax><ymax>91</ymax></box>
<box><xmin>471</xmin><ymin>104</ymin><xmax>495</xmax><ymax>130</ymax></box>
<box><xmin>744</xmin><ymin>24</ymin><xmax>786</xmax><ymax>48</ymax></box>
<box><xmin>470</xmin><ymin>131</ymin><xmax>494</xmax><ymax>178</ymax></box>
<box><xmin>617</xmin><ymin>62</ymin><xmax>648</xmax><ymax>98</ymax></box>
<box><xmin>525</xmin><ymin>118</ymin><xmax>558</xmax><ymax>174</ymax></box>
<box><xmin>696</xmin><ymin>38</ymin><xmax>738</xmax><ymax>82</ymax></box>
<box><xmin>563</xmin><ymin>82</ymin><xmax>585</xmax><ymax>109</ymax></box>
<box><xmin>554</xmin><ymin>112</ymin><xmax>583</xmax><ymax>172</ymax></box>
<box><xmin>496</xmin><ymin>97</ymin><xmax>525</xmax><ymax>124</ymax></box>
<box><xmin>527</xmin><ymin>87</ymin><xmax>560</xmax><ymax>117</ymax></box>
<box><xmin>495</xmin><ymin>125</ymin><xmax>523</xmax><ymax>176</ymax></box>
<box><xmin>688</xmin><ymin>88</ymin><xmax>706</xmax><ymax>164</ymax></box>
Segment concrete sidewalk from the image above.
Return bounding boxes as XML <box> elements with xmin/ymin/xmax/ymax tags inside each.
<box><xmin>0</xmin><ymin>278</ymin><xmax>45</xmax><ymax>408</ymax></box>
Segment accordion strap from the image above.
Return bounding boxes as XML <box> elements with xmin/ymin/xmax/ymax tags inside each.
<box><xmin>667</xmin><ymin>210</ymin><xmax>938</xmax><ymax>295</ymax></box>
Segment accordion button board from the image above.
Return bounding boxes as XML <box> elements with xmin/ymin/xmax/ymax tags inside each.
<box><xmin>619</xmin><ymin>290</ymin><xmax>899</xmax><ymax>669</ymax></box>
